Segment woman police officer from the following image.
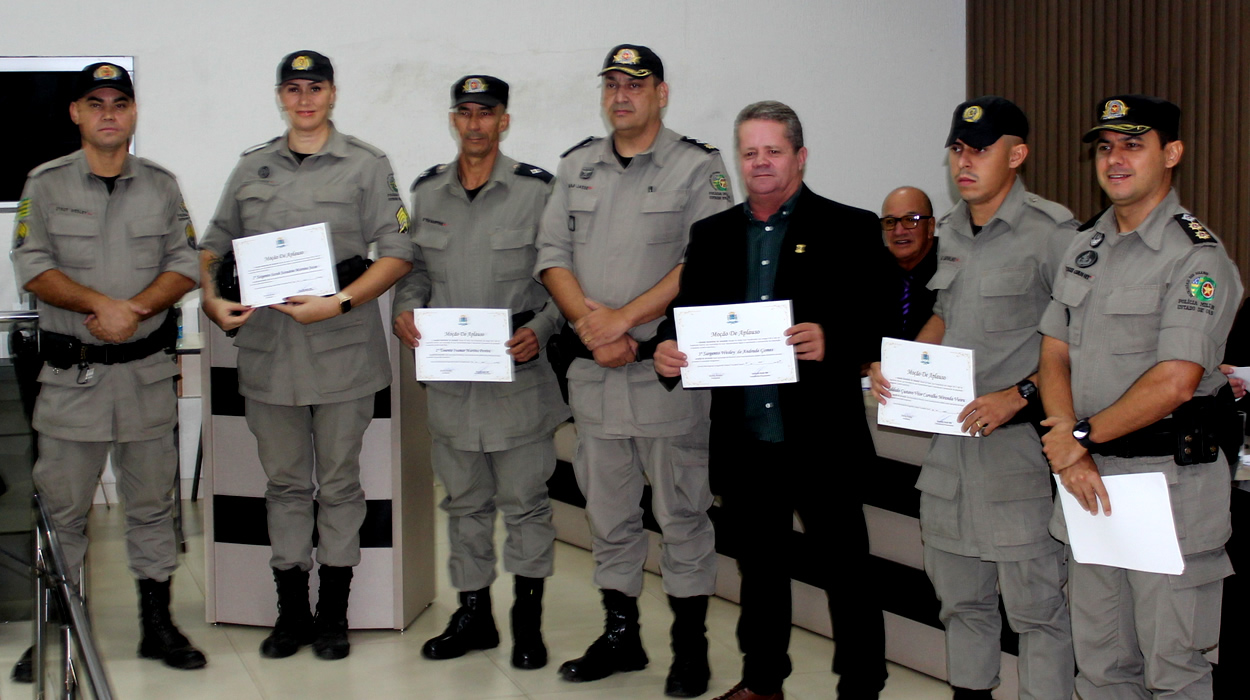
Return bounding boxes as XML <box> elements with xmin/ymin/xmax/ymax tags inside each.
<box><xmin>199</xmin><ymin>50</ymin><xmax>412</xmax><ymax>660</ymax></box>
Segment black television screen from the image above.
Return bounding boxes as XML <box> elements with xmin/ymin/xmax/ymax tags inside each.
<box><xmin>0</xmin><ymin>56</ymin><xmax>134</xmax><ymax>209</ymax></box>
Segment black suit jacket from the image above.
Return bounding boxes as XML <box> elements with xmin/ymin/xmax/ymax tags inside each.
<box><xmin>657</xmin><ymin>184</ymin><xmax>881</xmax><ymax>472</ymax></box>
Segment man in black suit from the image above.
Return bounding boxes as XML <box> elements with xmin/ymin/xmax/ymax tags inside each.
<box><xmin>655</xmin><ymin>101</ymin><xmax>886</xmax><ymax>700</ymax></box>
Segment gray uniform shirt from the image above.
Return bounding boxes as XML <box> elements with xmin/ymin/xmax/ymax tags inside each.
<box><xmin>10</xmin><ymin>150</ymin><xmax>200</xmax><ymax>441</ymax></box>
<box><xmin>200</xmin><ymin>126</ymin><xmax>413</xmax><ymax>406</ymax></box>
<box><xmin>916</xmin><ymin>179</ymin><xmax>1078</xmax><ymax>560</ymax></box>
<box><xmin>1040</xmin><ymin>190</ymin><xmax>1242</xmax><ymax>558</ymax></box>
<box><xmin>392</xmin><ymin>154</ymin><xmax>570</xmax><ymax>452</ymax></box>
<box><xmin>534</xmin><ymin>127</ymin><xmax>732</xmax><ymax>438</ymax></box>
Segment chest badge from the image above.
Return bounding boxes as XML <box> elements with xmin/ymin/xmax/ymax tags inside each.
<box><xmin>258</xmin><ymin>166</ymin><xmax>270</xmax><ymax>179</ymax></box>
<box><xmin>1075</xmin><ymin>250</ymin><xmax>1098</xmax><ymax>268</ymax></box>
<box><xmin>1089</xmin><ymin>231</ymin><xmax>1104</xmax><ymax>248</ymax></box>
<box><xmin>579</xmin><ymin>167</ymin><xmax>594</xmax><ymax>180</ymax></box>
<box><xmin>794</xmin><ymin>244</ymin><xmax>806</xmax><ymax>254</ymax></box>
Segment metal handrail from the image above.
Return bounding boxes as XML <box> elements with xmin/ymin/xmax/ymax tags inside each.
<box><xmin>32</xmin><ymin>493</ymin><xmax>115</xmax><ymax>700</ymax></box>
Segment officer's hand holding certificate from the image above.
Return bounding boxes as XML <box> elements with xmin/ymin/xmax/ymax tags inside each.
<box><xmin>232</xmin><ymin>223</ymin><xmax>338</xmax><ymax>307</ymax></box>
<box><xmin>876</xmin><ymin>338</ymin><xmax>977</xmax><ymax>436</ymax></box>
<box><xmin>414</xmin><ymin>308</ymin><xmax>513</xmax><ymax>382</ymax></box>
<box><xmin>674</xmin><ymin>301</ymin><xmax>798</xmax><ymax>388</ymax></box>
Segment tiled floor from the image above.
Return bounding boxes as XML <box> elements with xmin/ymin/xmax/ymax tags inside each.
<box><xmin>0</xmin><ymin>494</ymin><xmax>953</xmax><ymax>699</ymax></box>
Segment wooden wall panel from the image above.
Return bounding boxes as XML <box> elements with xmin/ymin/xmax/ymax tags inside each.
<box><xmin>968</xmin><ymin>0</ymin><xmax>1250</xmax><ymax>292</ymax></box>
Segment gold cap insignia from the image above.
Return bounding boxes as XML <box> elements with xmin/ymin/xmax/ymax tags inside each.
<box><xmin>1101</xmin><ymin>99</ymin><xmax>1128</xmax><ymax>120</ymax></box>
<box><xmin>93</xmin><ymin>65</ymin><xmax>120</xmax><ymax>80</ymax></box>
<box><xmin>962</xmin><ymin>105</ymin><xmax>983</xmax><ymax>123</ymax></box>
<box><xmin>463</xmin><ymin>78</ymin><xmax>487</xmax><ymax>93</ymax></box>
<box><xmin>795</xmin><ymin>244</ymin><xmax>807</xmax><ymax>254</ymax></box>
<box><xmin>613</xmin><ymin>48</ymin><xmax>640</xmax><ymax>65</ymax></box>
<box><xmin>292</xmin><ymin>55</ymin><xmax>313</xmax><ymax>71</ymax></box>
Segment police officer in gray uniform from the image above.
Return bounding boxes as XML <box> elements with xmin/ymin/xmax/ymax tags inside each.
<box><xmin>1040</xmin><ymin>95</ymin><xmax>1242</xmax><ymax>700</ymax></box>
<box><xmin>871</xmin><ymin>97</ymin><xmax>1076</xmax><ymax>700</ymax></box>
<box><xmin>391</xmin><ymin>75</ymin><xmax>568</xmax><ymax>670</ymax></box>
<box><xmin>200</xmin><ymin>50</ymin><xmax>413</xmax><ymax>661</ymax></box>
<box><xmin>535</xmin><ymin>44</ymin><xmax>732</xmax><ymax>697</ymax></box>
<box><xmin>10</xmin><ymin>62</ymin><xmax>205</xmax><ymax>672</ymax></box>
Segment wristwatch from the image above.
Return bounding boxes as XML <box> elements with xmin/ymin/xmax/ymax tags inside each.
<box><xmin>336</xmin><ymin>292</ymin><xmax>353</xmax><ymax>315</ymax></box>
<box><xmin>1072</xmin><ymin>418</ymin><xmax>1096</xmax><ymax>449</ymax></box>
<box><xmin>1016</xmin><ymin>379</ymin><xmax>1038</xmax><ymax>402</ymax></box>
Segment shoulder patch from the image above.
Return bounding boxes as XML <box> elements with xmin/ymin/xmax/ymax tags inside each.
<box><xmin>561</xmin><ymin>136</ymin><xmax>599</xmax><ymax>158</ymax></box>
<box><xmin>678</xmin><ymin>136</ymin><xmax>719</xmax><ymax>153</ymax></box>
<box><xmin>1023</xmin><ymin>194</ymin><xmax>1076</xmax><ymax>225</ymax></box>
<box><xmin>344</xmin><ymin>135</ymin><xmax>387</xmax><ymax>158</ymax></box>
<box><xmin>513</xmin><ymin>162</ymin><xmax>553</xmax><ymax>184</ymax></box>
<box><xmin>1077</xmin><ymin>207</ymin><xmax>1109</xmax><ymax>232</ymax></box>
<box><xmin>241</xmin><ymin>136</ymin><xmax>281</xmax><ymax>156</ymax></box>
<box><xmin>410</xmin><ymin>164</ymin><xmax>446</xmax><ymax>191</ymax></box>
<box><xmin>1174</xmin><ymin>213</ymin><xmax>1217</xmax><ymax>245</ymax></box>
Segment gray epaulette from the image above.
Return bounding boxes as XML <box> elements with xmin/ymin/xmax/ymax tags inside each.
<box><xmin>561</xmin><ymin>137</ymin><xmax>599</xmax><ymax>158</ymax></box>
<box><xmin>1023</xmin><ymin>193</ymin><xmax>1076</xmax><ymax>225</ymax></box>
<box><xmin>344</xmin><ymin>134</ymin><xmax>387</xmax><ymax>158</ymax></box>
<box><xmin>241</xmin><ymin>137</ymin><xmax>280</xmax><ymax>156</ymax></box>
<box><xmin>513</xmin><ymin>162</ymin><xmax>553</xmax><ymax>183</ymax></box>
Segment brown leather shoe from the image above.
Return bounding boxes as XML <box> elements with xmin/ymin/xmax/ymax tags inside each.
<box><xmin>711</xmin><ymin>681</ymin><xmax>784</xmax><ymax>700</ymax></box>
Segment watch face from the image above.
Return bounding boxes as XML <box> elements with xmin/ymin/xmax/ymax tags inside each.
<box><xmin>1073</xmin><ymin>420</ymin><xmax>1091</xmax><ymax>440</ymax></box>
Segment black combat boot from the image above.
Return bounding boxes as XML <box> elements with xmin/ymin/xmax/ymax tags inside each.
<box><xmin>311</xmin><ymin>565</ymin><xmax>353</xmax><ymax>660</ymax></box>
<box><xmin>665</xmin><ymin>594</ymin><xmax>710</xmax><ymax>697</ymax></box>
<box><xmin>510</xmin><ymin>576</ymin><xmax>547</xmax><ymax>669</ymax></box>
<box><xmin>260</xmin><ymin>567</ymin><xmax>315</xmax><ymax>658</ymax></box>
<box><xmin>421</xmin><ymin>587</ymin><xmax>500</xmax><ymax>659</ymax></box>
<box><xmin>558</xmin><ymin>589</ymin><xmax>648</xmax><ymax>682</ymax></box>
<box><xmin>137</xmin><ymin>578</ymin><xmax>207</xmax><ymax>669</ymax></box>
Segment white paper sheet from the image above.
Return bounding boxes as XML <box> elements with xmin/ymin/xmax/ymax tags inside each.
<box><xmin>414</xmin><ymin>308</ymin><xmax>513</xmax><ymax>382</ymax></box>
<box><xmin>232</xmin><ymin>223</ymin><xmax>338</xmax><ymax>307</ymax></box>
<box><xmin>1056</xmin><ymin>472</ymin><xmax>1185</xmax><ymax>575</ymax></box>
<box><xmin>674</xmin><ymin>301</ymin><xmax>797</xmax><ymax>388</ymax></box>
<box><xmin>877</xmin><ymin>338</ymin><xmax>977</xmax><ymax>436</ymax></box>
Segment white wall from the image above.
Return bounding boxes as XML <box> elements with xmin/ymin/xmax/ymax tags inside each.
<box><xmin>1</xmin><ymin>0</ymin><xmax>966</xmax><ymax>318</ymax></box>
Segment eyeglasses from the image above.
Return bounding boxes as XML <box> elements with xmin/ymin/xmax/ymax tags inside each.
<box><xmin>879</xmin><ymin>214</ymin><xmax>933</xmax><ymax>231</ymax></box>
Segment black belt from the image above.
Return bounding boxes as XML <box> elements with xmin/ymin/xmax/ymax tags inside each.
<box><xmin>40</xmin><ymin>311</ymin><xmax>177</xmax><ymax>371</ymax></box>
<box><xmin>1086</xmin><ymin>386</ymin><xmax>1241</xmax><ymax>466</ymax></box>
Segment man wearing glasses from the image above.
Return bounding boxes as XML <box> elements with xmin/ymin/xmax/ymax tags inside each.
<box><xmin>879</xmin><ymin>187</ymin><xmax>938</xmax><ymax>341</ymax></box>
<box><xmin>870</xmin><ymin>97</ymin><xmax>1077</xmax><ymax>699</ymax></box>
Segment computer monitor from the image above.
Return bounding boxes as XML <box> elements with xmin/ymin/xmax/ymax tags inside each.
<box><xmin>0</xmin><ymin>56</ymin><xmax>135</xmax><ymax>210</ymax></box>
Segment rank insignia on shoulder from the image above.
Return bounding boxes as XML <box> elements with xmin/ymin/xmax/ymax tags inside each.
<box><xmin>16</xmin><ymin>198</ymin><xmax>31</xmax><ymax>220</ymax></box>
<box><xmin>1175</xmin><ymin>213</ymin><xmax>1214</xmax><ymax>244</ymax></box>
<box><xmin>679</xmin><ymin>136</ymin><xmax>719</xmax><ymax>152</ymax></box>
<box><xmin>185</xmin><ymin>223</ymin><xmax>198</xmax><ymax>249</ymax></box>
<box><xmin>411</xmin><ymin>165</ymin><xmax>444</xmax><ymax>191</ymax></box>
<box><xmin>514</xmin><ymin>162</ymin><xmax>553</xmax><ymax>183</ymax></box>
<box><xmin>562</xmin><ymin>136</ymin><xmax>598</xmax><ymax>158</ymax></box>
<box><xmin>13</xmin><ymin>221</ymin><xmax>29</xmax><ymax>249</ymax></box>
<box><xmin>396</xmin><ymin>207</ymin><xmax>410</xmax><ymax>233</ymax></box>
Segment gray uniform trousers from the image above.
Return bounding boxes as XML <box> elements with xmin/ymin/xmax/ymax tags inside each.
<box><xmin>919</xmin><ymin>426</ymin><xmax>1074</xmax><ymax>699</ymax></box>
<box><xmin>1061</xmin><ymin>456</ymin><xmax>1232</xmax><ymax>700</ymax></box>
<box><xmin>34</xmin><ymin>433</ymin><xmax>179</xmax><ymax>585</ymax></box>
<box><xmin>924</xmin><ymin>546</ymin><xmax>1074</xmax><ymax>699</ymax></box>
<box><xmin>432</xmin><ymin>438</ymin><xmax>557</xmax><ymax>591</ymax></box>
<box><xmin>244</xmin><ymin>396</ymin><xmax>374</xmax><ymax>571</ymax></box>
<box><xmin>570</xmin><ymin>407</ymin><xmax>717</xmax><ymax>598</ymax></box>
